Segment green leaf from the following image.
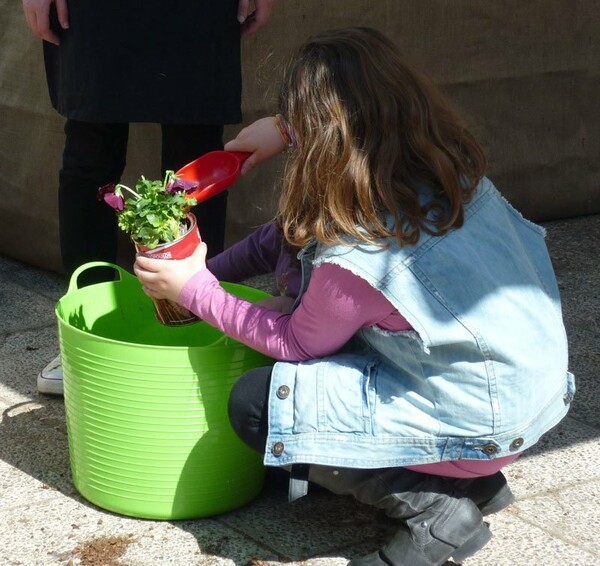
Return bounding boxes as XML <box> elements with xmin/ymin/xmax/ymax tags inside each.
<box><xmin>111</xmin><ymin>171</ymin><xmax>193</xmax><ymax>248</ymax></box>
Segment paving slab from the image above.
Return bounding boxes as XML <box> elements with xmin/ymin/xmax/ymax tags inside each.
<box><xmin>218</xmin><ymin>489</ymin><xmax>394</xmax><ymax>561</ymax></box>
<box><xmin>545</xmin><ymin>215</ymin><xmax>600</xmax><ymax>430</ymax></box>
<box><xmin>506</xmin><ymin>417</ymin><xmax>600</xmax><ymax>499</ymax></box>
<box><xmin>3</xmin><ymin>496</ymin><xmax>273</xmax><ymax>566</ymax></box>
<box><xmin>463</xmin><ymin>509</ymin><xmax>599</xmax><ymax>565</ymax></box>
<box><xmin>0</xmin><ymin>326</ymin><xmax>60</xmax><ymax>403</ymax></box>
<box><xmin>0</xmin><ymin>279</ymin><xmax>56</xmax><ymax>335</ymax></box>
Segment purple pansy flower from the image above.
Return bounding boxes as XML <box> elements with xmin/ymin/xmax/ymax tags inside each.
<box><xmin>97</xmin><ymin>183</ymin><xmax>124</xmax><ymax>212</ymax></box>
<box><xmin>166</xmin><ymin>179</ymin><xmax>200</xmax><ymax>194</ymax></box>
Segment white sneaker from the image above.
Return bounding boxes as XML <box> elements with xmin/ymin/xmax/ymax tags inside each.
<box><xmin>37</xmin><ymin>355</ymin><xmax>64</xmax><ymax>395</ymax></box>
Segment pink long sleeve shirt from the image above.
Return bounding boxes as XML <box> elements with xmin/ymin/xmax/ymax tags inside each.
<box><xmin>181</xmin><ymin>261</ymin><xmax>411</xmax><ymax>361</ymax></box>
<box><xmin>183</xmin><ymin>222</ymin><xmax>519</xmax><ymax>477</ymax></box>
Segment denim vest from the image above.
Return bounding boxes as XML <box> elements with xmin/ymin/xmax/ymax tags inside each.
<box><xmin>265</xmin><ymin>178</ymin><xmax>575</xmax><ymax>469</ymax></box>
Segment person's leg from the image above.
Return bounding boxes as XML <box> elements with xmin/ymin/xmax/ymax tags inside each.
<box><xmin>407</xmin><ymin>459</ymin><xmax>518</xmax><ymax>516</ymax></box>
<box><xmin>227</xmin><ymin>366</ymin><xmax>271</xmax><ymax>453</ymax></box>
<box><xmin>227</xmin><ymin>363</ymin><xmax>513</xmax><ymax>500</ymax></box>
<box><xmin>59</xmin><ymin>119</ymin><xmax>129</xmax><ymax>285</ymax></box>
<box><xmin>39</xmin><ymin>120</ymin><xmax>128</xmax><ymax>395</ymax></box>
<box><xmin>309</xmin><ymin>465</ymin><xmax>491</xmax><ymax>566</ymax></box>
<box><xmin>227</xmin><ymin>365</ymin><xmax>512</xmax><ymax>521</ymax></box>
<box><xmin>161</xmin><ymin>124</ymin><xmax>228</xmax><ymax>257</ymax></box>
<box><xmin>227</xmin><ymin>366</ymin><xmax>294</xmax><ymax>491</ymax></box>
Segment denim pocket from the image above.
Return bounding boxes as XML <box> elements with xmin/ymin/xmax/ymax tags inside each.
<box><xmin>292</xmin><ymin>353</ymin><xmax>377</xmax><ymax>434</ymax></box>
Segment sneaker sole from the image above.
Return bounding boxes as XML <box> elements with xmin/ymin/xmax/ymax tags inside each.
<box><xmin>37</xmin><ymin>375</ymin><xmax>64</xmax><ymax>396</ymax></box>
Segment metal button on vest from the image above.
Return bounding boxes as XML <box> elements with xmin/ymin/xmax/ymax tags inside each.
<box><xmin>510</xmin><ymin>437</ymin><xmax>524</xmax><ymax>451</ymax></box>
<box><xmin>482</xmin><ymin>443</ymin><xmax>498</xmax><ymax>455</ymax></box>
<box><xmin>271</xmin><ymin>442</ymin><xmax>285</xmax><ymax>456</ymax></box>
<box><xmin>276</xmin><ymin>385</ymin><xmax>290</xmax><ymax>399</ymax></box>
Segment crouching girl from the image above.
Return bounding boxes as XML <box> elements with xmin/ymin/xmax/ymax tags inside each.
<box><xmin>135</xmin><ymin>27</ymin><xmax>574</xmax><ymax>566</ymax></box>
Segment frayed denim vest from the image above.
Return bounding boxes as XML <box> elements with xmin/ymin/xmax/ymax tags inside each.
<box><xmin>265</xmin><ymin>178</ymin><xmax>575</xmax><ymax>471</ymax></box>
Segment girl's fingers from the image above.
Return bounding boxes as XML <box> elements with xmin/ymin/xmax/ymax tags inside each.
<box><xmin>135</xmin><ymin>254</ymin><xmax>167</xmax><ymax>274</ymax></box>
<box><xmin>240</xmin><ymin>156</ymin><xmax>255</xmax><ymax>175</ymax></box>
<box><xmin>237</xmin><ymin>0</ymin><xmax>250</xmax><ymax>23</ymax></box>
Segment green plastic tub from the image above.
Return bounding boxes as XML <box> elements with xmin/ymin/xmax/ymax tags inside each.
<box><xmin>56</xmin><ymin>262</ymin><xmax>271</xmax><ymax>520</ymax></box>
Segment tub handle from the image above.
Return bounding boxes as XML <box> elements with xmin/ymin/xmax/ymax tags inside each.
<box><xmin>68</xmin><ymin>262</ymin><xmax>137</xmax><ymax>293</ymax></box>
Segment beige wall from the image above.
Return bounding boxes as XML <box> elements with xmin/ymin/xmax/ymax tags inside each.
<box><xmin>1</xmin><ymin>0</ymin><xmax>599</xmax><ymax>273</ymax></box>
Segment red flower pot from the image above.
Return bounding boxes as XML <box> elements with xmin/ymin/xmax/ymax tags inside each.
<box><xmin>135</xmin><ymin>213</ymin><xmax>201</xmax><ymax>326</ymax></box>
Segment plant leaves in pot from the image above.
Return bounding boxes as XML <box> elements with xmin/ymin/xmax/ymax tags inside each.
<box><xmin>97</xmin><ymin>171</ymin><xmax>201</xmax><ymax>326</ymax></box>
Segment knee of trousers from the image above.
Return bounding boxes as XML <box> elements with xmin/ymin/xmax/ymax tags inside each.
<box><xmin>227</xmin><ymin>366</ymin><xmax>272</xmax><ymax>453</ymax></box>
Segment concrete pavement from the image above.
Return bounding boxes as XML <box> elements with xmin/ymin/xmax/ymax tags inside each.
<box><xmin>1</xmin><ymin>213</ymin><xmax>599</xmax><ymax>565</ymax></box>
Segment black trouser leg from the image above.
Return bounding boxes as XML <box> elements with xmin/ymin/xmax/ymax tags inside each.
<box><xmin>160</xmin><ymin>124</ymin><xmax>227</xmax><ymax>257</ymax></box>
<box><xmin>59</xmin><ymin>120</ymin><xmax>129</xmax><ymax>285</ymax></box>
<box><xmin>227</xmin><ymin>366</ymin><xmax>272</xmax><ymax>453</ymax></box>
<box><xmin>309</xmin><ymin>465</ymin><xmax>491</xmax><ymax>566</ymax></box>
<box><xmin>228</xmin><ymin>366</ymin><xmax>306</xmax><ymax>493</ymax></box>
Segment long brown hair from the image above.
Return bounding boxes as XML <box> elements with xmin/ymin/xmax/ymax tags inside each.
<box><xmin>277</xmin><ymin>27</ymin><xmax>487</xmax><ymax>249</ymax></box>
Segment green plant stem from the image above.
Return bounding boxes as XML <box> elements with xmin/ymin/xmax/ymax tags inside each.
<box><xmin>163</xmin><ymin>170</ymin><xmax>175</xmax><ymax>188</ymax></box>
<box><xmin>117</xmin><ymin>184</ymin><xmax>141</xmax><ymax>200</ymax></box>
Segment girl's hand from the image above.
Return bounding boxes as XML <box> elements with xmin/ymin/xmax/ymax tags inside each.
<box><xmin>224</xmin><ymin>117</ymin><xmax>286</xmax><ymax>174</ymax></box>
<box><xmin>22</xmin><ymin>0</ymin><xmax>69</xmax><ymax>45</ymax></box>
<box><xmin>134</xmin><ymin>242</ymin><xmax>208</xmax><ymax>303</ymax></box>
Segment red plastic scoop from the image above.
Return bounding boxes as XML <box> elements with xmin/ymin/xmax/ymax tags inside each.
<box><xmin>176</xmin><ymin>150</ymin><xmax>251</xmax><ymax>204</ymax></box>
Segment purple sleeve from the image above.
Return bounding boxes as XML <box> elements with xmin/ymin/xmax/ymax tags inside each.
<box><xmin>178</xmin><ymin>262</ymin><xmax>411</xmax><ymax>361</ymax></box>
<box><xmin>207</xmin><ymin>221</ymin><xmax>281</xmax><ymax>282</ymax></box>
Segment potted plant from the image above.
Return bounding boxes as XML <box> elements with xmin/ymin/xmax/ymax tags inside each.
<box><xmin>98</xmin><ymin>171</ymin><xmax>201</xmax><ymax>325</ymax></box>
